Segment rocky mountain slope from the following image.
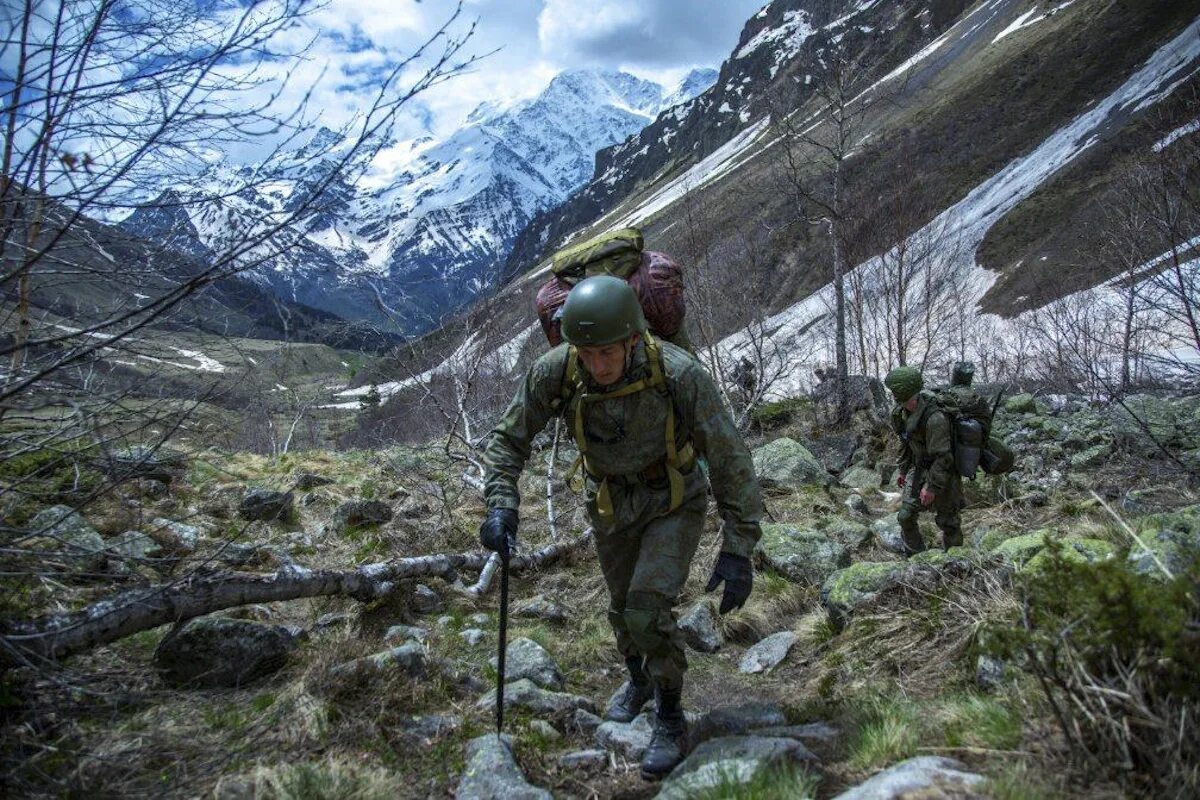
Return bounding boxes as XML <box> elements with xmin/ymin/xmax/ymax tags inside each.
<box><xmin>122</xmin><ymin>69</ymin><xmax>717</xmax><ymax>335</ymax></box>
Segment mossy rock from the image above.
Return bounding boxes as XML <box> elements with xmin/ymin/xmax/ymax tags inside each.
<box><xmin>990</xmin><ymin>530</ymin><xmax>1056</xmax><ymax>566</ymax></box>
<box><xmin>755</xmin><ymin>524</ymin><xmax>849</xmax><ymax>585</ymax></box>
<box><xmin>973</xmin><ymin>527</ymin><xmax>1020</xmax><ymax>552</ymax></box>
<box><xmin>1127</xmin><ymin>508</ymin><xmax>1200</xmax><ymax>579</ymax></box>
<box><xmin>839</xmin><ymin>465</ymin><xmax>881</xmax><ymax>491</ymax></box>
<box><xmin>908</xmin><ymin>546</ymin><xmax>974</xmax><ymax>566</ymax></box>
<box><xmin>752</xmin><ymin>438</ymin><xmax>829</xmax><ymax>489</ymax></box>
<box><xmin>820</xmin><ymin>561</ymin><xmax>907</xmax><ymax>629</ymax></box>
<box><xmin>821</xmin><ymin>517</ymin><xmax>873</xmax><ymax>549</ymax></box>
<box><xmin>1023</xmin><ymin>537</ymin><xmax>1114</xmax><ymax>574</ymax></box>
<box><xmin>1005</xmin><ymin>394</ymin><xmax>1037</xmax><ymax>414</ymax></box>
<box><xmin>1069</xmin><ymin>444</ymin><xmax>1110</xmax><ymax>469</ymax></box>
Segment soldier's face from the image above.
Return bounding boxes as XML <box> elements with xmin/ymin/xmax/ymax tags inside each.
<box><xmin>904</xmin><ymin>395</ymin><xmax>919</xmax><ymax>412</ymax></box>
<box><xmin>578</xmin><ymin>335</ymin><xmax>639</xmax><ymax>386</ymax></box>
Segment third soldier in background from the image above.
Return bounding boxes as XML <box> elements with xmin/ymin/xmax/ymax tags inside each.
<box><xmin>884</xmin><ymin>366</ymin><xmax>963</xmax><ymax>554</ymax></box>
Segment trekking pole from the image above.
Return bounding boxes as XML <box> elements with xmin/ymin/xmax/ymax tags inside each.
<box><xmin>495</xmin><ymin>539</ymin><xmax>511</xmax><ymax>736</ymax></box>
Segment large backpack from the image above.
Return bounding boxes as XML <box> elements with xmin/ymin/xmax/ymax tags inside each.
<box><xmin>932</xmin><ymin>386</ymin><xmax>1014</xmax><ymax>477</ymax></box>
<box><xmin>535</xmin><ymin>227</ymin><xmax>688</xmax><ymax>349</ymax></box>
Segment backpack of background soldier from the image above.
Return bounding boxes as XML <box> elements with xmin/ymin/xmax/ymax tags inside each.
<box><xmin>932</xmin><ymin>386</ymin><xmax>1014</xmax><ymax>477</ymax></box>
<box><xmin>534</xmin><ymin>227</ymin><xmax>688</xmax><ymax>349</ymax></box>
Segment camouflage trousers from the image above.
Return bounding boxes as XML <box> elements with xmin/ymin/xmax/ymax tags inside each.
<box><xmin>589</xmin><ymin>467</ymin><xmax>707</xmax><ymax>691</ymax></box>
<box><xmin>897</xmin><ymin>471</ymin><xmax>963</xmax><ymax>553</ymax></box>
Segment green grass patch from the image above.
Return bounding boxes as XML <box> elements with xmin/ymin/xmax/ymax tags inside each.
<box><xmin>750</xmin><ymin>396</ymin><xmax>811</xmax><ymax>430</ymax></box>
<box><xmin>688</xmin><ymin>761</ymin><xmax>820</xmax><ymax>799</ymax></box>
<box><xmin>253</xmin><ymin>758</ymin><xmax>403</xmax><ymax>800</ymax></box>
<box><xmin>847</xmin><ymin>694</ymin><xmax>921</xmax><ymax>770</ymax></box>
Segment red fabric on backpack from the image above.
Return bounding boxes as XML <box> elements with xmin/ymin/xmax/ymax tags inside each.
<box><xmin>535</xmin><ymin>251</ymin><xmax>686</xmax><ymax>346</ymax></box>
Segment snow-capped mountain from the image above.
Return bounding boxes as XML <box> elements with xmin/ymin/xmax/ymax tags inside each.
<box><xmin>122</xmin><ymin>68</ymin><xmax>717</xmax><ymax>335</ymax></box>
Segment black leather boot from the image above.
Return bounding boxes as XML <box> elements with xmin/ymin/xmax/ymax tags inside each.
<box><xmin>604</xmin><ymin>656</ymin><xmax>653</xmax><ymax>722</ymax></box>
<box><xmin>640</xmin><ymin>687</ymin><xmax>687</xmax><ymax>780</ymax></box>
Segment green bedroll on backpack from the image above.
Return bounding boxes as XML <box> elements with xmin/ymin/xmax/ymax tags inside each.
<box><xmin>551</xmin><ymin>227</ymin><xmax>644</xmax><ymax>284</ymax></box>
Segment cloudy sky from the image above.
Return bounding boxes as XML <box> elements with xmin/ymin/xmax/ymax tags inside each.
<box><xmin>270</xmin><ymin>0</ymin><xmax>765</xmax><ymax>150</ymax></box>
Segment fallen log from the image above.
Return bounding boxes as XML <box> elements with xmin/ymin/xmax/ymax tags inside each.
<box><xmin>0</xmin><ymin>531</ymin><xmax>593</xmax><ymax>667</ymax></box>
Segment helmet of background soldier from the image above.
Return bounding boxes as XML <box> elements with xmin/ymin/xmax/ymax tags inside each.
<box><xmin>884</xmin><ymin>366</ymin><xmax>924</xmax><ymax>402</ymax></box>
<box><xmin>560</xmin><ymin>275</ymin><xmax>646</xmax><ymax>346</ymax></box>
<box><xmin>951</xmin><ymin>361</ymin><xmax>976</xmax><ymax>387</ymax></box>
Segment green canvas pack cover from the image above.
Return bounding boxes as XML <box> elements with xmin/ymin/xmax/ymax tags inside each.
<box><xmin>551</xmin><ymin>227</ymin><xmax>644</xmax><ymax>284</ymax></box>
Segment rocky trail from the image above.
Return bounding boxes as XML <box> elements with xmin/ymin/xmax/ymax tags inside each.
<box><xmin>3</xmin><ymin>390</ymin><xmax>1199</xmax><ymax>797</ymax></box>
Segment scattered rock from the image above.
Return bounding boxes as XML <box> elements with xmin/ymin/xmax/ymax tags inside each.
<box><xmin>693</xmin><ymin>703</ymin><xmax>787</xmax><ymax>744</ymax></box>
<box><xmin>411</xmin><ymin>584</ymin><xmax>444</xmax><ymax>614</ymax></box>
<box><xmin>313</xmin><ymin>612</ymin><xmax>355</xmax><ymax>631</ymax></box>
<box><xmin>238</xmin><ymin>488</ymin><xmax>293</xmax><ymax>521</ymax></box>
<box><xmin>870</xmin><ymin>516</ymin><xmax>908</xmax><ymax>555</ymax></box>
<box><xmin>822</xmin><ymin>518</ymin><xmax>873</xmax><ymax>550</ymax></box>
<box><xmin>558</xmin><ymin>749</ymin><xmax>607</xmax><ymax>771</ymax></box>
<box><xmin>397</xmin><ymin>714</ymin><xmax>461</xmax><ymax>743</ymax></box>
<box><xmin>752</xmin><ymin>438</ymin><xmax>830</xmax><ymax>489</ymax></box>
<box><xmin>1069</xmin><ymin>443</ymin><xmax>1111</xmax><ymax>469</ymax></box>
<box><xmin>595</xmin><ymin>712</ymin><xmax>655</xmax><ymax>760</ymax></box>
<box><xmin>26</xmin><ymin>505</ymin><xmax>106</xmax><ymax>570</ymax></box>
<box><xmin>101</xmin><ymin>446</ymin><xmax>187</xmax><ymax>482</ymax></box>
<box><xmin>845</xmin><ymin>493</ymin><xmax>870</xmax><ymax>516</ymax></box>
<box><xmin>149</xmin><ymin>517</ymin><xmax>200</xmax><ymax>554</ymax></box>
<box><xmin>334</xmin><ymin>499</ymin><xmax>393</xmax><ymax>528</ymax></box>
<box><xmin>990</xmin><ymin>530</ymin><xmax>1052</xmax><ymax>567</ymax></box>
<box><xmin>1128</xmin><ymin>520</ymin><xmax>1200</xmax><ymax>579</ymax></box>
<box><xmin>476</xmin><ymin>678</ymin><xmax>595</xmax><ymax>718</ymax></box>
<box><xmin>755</xmin><ymin>524</ymin><xmax>849</xmax><ymax>585</ymax></box>
<box><xmin>1107</xmin><ymin>394</ymin><xmax>1200</xmax><ymax>450</ymax></box>
<box><xmin>678</xmin><ymin>602</ymin><xmax>723</xmax><ymax>653</ymax></box>
<box><xmin>739</xmin><ymin>631</ymin><xmax>798</xmax><ymax>674</ymax></box>
<box><xmin>284</xmin><ymin>530</ymin><xmax>313</xmax><ymax>551</ymax></box>
<box><xmin>810</xmin><ymin>433</ymin><xmax>860</xmax><ymax>473</ymax></box>
<box><xmin>658</xmin><ymin>735</ymin><xmax>818</xmax><ymax>800</ymax></box>
<box><xmin>839</xmin><ymin>465</ymin><xmax>880</xmax><ymax>491</ymax></box>
<box><xmin>1005</xmin><ymin>393</ymin><xmax>1037</xmax><ymax>415</ymax></box>
<box><xmin>528</xmin><ymin>719</ymin><xmax>561</xmax><ymax>741</ymax></box>
<box><xmin>513</xmin><ymin>595</ymin><xmax>567</xmax><ymax>623</ymax></box>
<box><xmin>293</xmin><ymin>473</ymin><xmax>335</xmax><ymax>490</ymax></box>
<box><xmin>830</xmin><ymin>755</ymin><xmax>984</xmax><ymax>799</ymax></box>
<box><xmin>470</xmin><ymin>612</ymin><xmax>491</xmax><ymax>625</ymax></box>
<box><xmin>456</xmin><ymin>734</ymin><xmax>551</xmax><ymax>800</ymax></box>
<box><xmin>975</xmin><ymin>655</ymin><xmax>1006</xmax><ymax>692</ymax></box>
<box><xmin>154</xmin><ymin>617</ymin><xmax>295</xmax><ymax>688</ymax></box>
<box><xmin>384</xmin><ymin>624</ymin><xmax>428</xmax><ymax>644</ymax></box>
<box><xmin>437</xmin><ymin>615</ymin><xmax>455</xmax><ymax>628</ymax></box>
<box><xmin>1023</xmin><ymin>537</ymin><xmax>1114</xmax><ymax>574</ymax></box>
<box><xmin>752</xmin><ymin>722</ymin><xmax>840</xmax><ymax>744</ymax></box>
<box><xmin>460</xmin><ymin>629</ymin><xmax>486</xmax><ymax>646</ymax></box>
<box><xmin>489</xmin><ymin>637</ymin><xmax>563</xmax><ymax>691</ymax></box>
<box><xmin>219</xmin><ymin>541</ymin><xmax>260</xmax><ymax>568</ymax></box>
<box><xmin>821</xmin><ymin>561</ymin><xmax>908</xmax><ymax>630</ymax></box>
<box><xmin>332</xmin><ymin>642</ymin><xmax>428</xmax><ymax>679</ymax></box>
<box><xmin>108</xmin><ymin>530</ymin><xmax>160</xmax><ymax>561</ymax></box>
<box><xmin>569</xmin><ymin>709</ymin><xmax>603</xmax><ymax>734</ymax></box>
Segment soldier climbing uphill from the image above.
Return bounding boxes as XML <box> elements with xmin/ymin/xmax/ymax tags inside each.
<box><xmin>479</xmin><ymin>275</ymin><xmax>764</xmax><ymax>780</ymax></box>
<box><xmin>885</xmin><ymin>366</ymin><xmax>964</xmax><ymax>554</ymax></box>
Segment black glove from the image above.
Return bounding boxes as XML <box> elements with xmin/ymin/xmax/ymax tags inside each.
<box><xmin>705</xmin><ymin>552</ymin><xmax>753</xmax><ymax>614</ymax></box>
<box><xmin>479</xmin><ymin>507</ymin><xmax>518</xmax><ymax>559</ymax></box>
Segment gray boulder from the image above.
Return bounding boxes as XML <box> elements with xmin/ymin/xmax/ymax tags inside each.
<box><xmin>384</xmin><ymin>624</ymin><xmax>428</xmax><ymax>644</ymax></box>
<box><xmin>752</xmin><ymin>438</ymin><xmax>829</xmax><ymax>489</ymax></box>
<box><xmin>460</xmin><ymin>629</ymin><xmax>486</xmax><ymax>646</ymax></box>
<box><xmin>238</xmin><ymin>488</ymin><xmax>293</xmax><ymax>521</ymax></box>
<box><xmin>755</xmin><ymin>524</ymin><xmax>849</xmax><ymax>585</ymax></box>
<box><xmin>595</xmin><ymin>712</ymin><xmax>656</xmax><ymax>760</ymax></box>
<box><xmin>108</xmin><ymin>530</ymin><xmax>160</xmax><ymax>562</ymax></box>
<box><xmin>334</xmin><ymin>499</ymin><xmax>393</xmax><ymax>528</ymax></box>
<box><xmin>330</xmin><ymin>642</ymin><xmax>429</xmax><ymax>679</ymax></box>
<box><xmin>513</xmin><ymin>595</ymin><xmax>568</xmax><ymax>623</ymax></box>
<box><xmin>27</xmin><ymin>505</ymin><xmax>106</xmax><ymax>569</ymax></box>
<box><xmin>657</xmin><ymin>735</ymin><xmax>818</xmax><ymax>800</ymax></box>
<box><xmin>678</xmin><ymin>602</ymin><xmax>723</xmax><ymax>653</ymax></box>
<box><xmin>822</xmin><ymin>518</ymin><xmax>873</xmax><ymax>550</ymax></box>
<box><xmin>845</xmin><ymin>493</ymin><xmax>870</xmax><ymax>516</ymax></box>
<box><xmin>809</xmin><ymin>433</ymin><xmax>860</xmax><ymax>473</ymax></box>
<box><xmin>821</xmin><ymin>562</ymin><xmax>909</xmax><ymax>630</ymax></box>
<box><xmin>476</xmin><ymin>678</ymin><xmax>595</xmax><ymax>718</ymax></box>
<box><xmin>293</xmin><ymin>473</ymin><xmax>335</xmax><ymax>490</ymax></box>
<box><xmin>692</xmin><ymin>703</ymin><xmax>788</xmax><ymax>744</ymax></box>
<box><xmin>840</xmin><ymin>465</ymin><xmax>880</xmax><ymax>492</ymax></box>
<box><xmin>871</xmin><ymin>516</ymin><xmax>908</xmax><ymax>555</ymax></box>
<box><xmin>101</xmin><ymin>446</ymin><xmax>186</xmax><ymax>482</ymax></box>
<box><xmin>456</xmin><ymin>734</ymin><xmax>551</xmax><ymax>800</ymax></box>
<box><xmin>569</xmin><ymin>709</ymin><xmax>603</xmax><ymax>734</ymax></box>
<box><xmin>831</xmin><ymin>756</ymin><xmax>984</xmax><ymax>799</ymax></box>
<box><xmin>489</xmin><ymin>637</ymin><xmax>563</xmax><ymax>691</ymax></box>
<box><xmin>154</xmin><ymin>617</ymin><xmax>295</xmax><ymax>688</ymax></box>
<box><xmin>397</xmin><ymin>714</ymin><xmax>461</xmax><ymax>743</ymax></box>
<box><xmin>150</xmin><ymin>517</ymin><xmax>200</xmax><ymax>554</ymax></box>
<box><xmin>558</xmin><ymin>749</ymin><xmax>607</xmax><ymax>770</ymax></box>
<box><xmin>411</xmin><ymin>583</ymin><xmax>444</xmax><ymax>614</ymax></box>
<box><xmin>739</xmin><ymin>631</ymin><xmax>798</xmax><ymax>674</ymax></box>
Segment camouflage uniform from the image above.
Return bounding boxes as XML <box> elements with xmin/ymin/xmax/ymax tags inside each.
<box><xmin>484</xmin><ymin>339</ymin><xmax>762</xmax><ymax>690</ymax></box>
<box><xmin>892</xmin><ymin>390</ymin><xmax>963</xmax><ymax>552</ymax></box>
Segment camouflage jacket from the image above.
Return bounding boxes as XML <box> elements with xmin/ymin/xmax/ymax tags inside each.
<box><xmin>483</xmin><ymin>339</ymin><xmax>763</xmax><ymax>559</ymax></box>
<box><xmin>892</xmin><ymin>390</ymin><xmax>955</xmax><ymax>492</ymax></box>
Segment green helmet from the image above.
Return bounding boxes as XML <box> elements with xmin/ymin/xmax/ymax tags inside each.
<box><xmin>560</xmin><ymin>275</ymin><xmax>646</xmax><ymax>346</ymax></box>
<box><xmin>884</xmin><ymin>366</ymin><xmax>924</xmax><ymax>402</ymax></box>
<box><xmin>951</xmin><ymin>361</ymin><xmax>976</xmax><ymax>387</ymax></box>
